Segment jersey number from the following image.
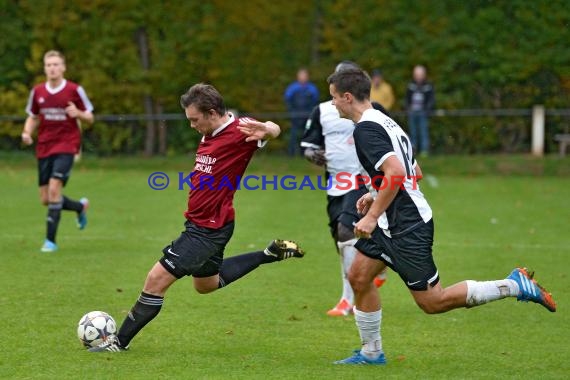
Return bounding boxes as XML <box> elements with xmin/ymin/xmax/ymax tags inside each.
<box><xmin>396</xmin><ymin>135</ymin><xmax>415</xmax><ymax>177</ymax></box>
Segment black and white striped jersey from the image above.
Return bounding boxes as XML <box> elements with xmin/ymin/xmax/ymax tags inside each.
<box><xmin>353</xmin><ymin>108</ymin><xmax>432</xmax><ymax>237</ymax></box>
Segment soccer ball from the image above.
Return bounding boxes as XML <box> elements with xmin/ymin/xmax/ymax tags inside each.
<box><xmin>77</xmin><ymin>311</ymin><xmax>117</xmax><ymax>348</ymax></box>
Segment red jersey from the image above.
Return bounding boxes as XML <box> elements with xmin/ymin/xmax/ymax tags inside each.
<box><xmin>25</xmin><ymin>80</ymin><xmax>94</xmax><ymax>158</ymax></box>
<box><xmin>184</xmin><ymin>114</ymin><xmax>265</xmax><ymax>228</ymax></box>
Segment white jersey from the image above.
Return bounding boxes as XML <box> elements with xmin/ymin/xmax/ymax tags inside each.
<box><xmin>300</xmin><ymin>101</ymin><xmax>361</xmax><ymax>196</ymax></box>
<box><xmin>354</xmin><ymin>108</ymin><xmax>432</xmax><ymax>236</ymax></box>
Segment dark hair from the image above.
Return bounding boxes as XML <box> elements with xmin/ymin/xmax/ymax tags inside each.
<box><xmin>180</xmin><ymin>83</ymin><xmax>226</xmax><ymax>115</ymax></box>
<box><xmin>327</xmin><ymin>68</ymin><xmax>371</xmax><ymax>102</ymax></box>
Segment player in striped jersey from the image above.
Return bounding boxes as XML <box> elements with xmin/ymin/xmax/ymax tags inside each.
<box><xmin>301</xmin><ymin>61</ymin><xmax>388</xmax><ymax>317</ymax></box>
<box><xmin>326</xmin><ymin>68</ymin><xmax>556</xmax><ymax>365</ymax></box>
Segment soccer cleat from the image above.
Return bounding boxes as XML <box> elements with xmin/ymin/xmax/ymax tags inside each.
<box><xmin>327</xmin><ymin>298</ymin><xmax>353</xmax><ymax>317</ymax></box>
<box><xmin>77</xmin><ymin>197</ymin><xmax>89</xmax><ymax>230</ymax></box>
<box><xmin>88</xmin><ymin>336</ymin><xmax>128</xmax><ymax>352</ymax></box>
<box><xmin>264</xmin><ymin>239</ymin><xmax>304</xmax><ymax>260</ymax></box>
<box><xmin>334</xmin><ymin>349</ymin><xmax>387</xmax><ymax>365</ymax></box>
<box><xmin>40</xmin><ymin>239</ymin><xmax>58</xmax><ymax>253</ymax></box>
<box><xmin>507</xmin><ymin>267</ymin><xmax>556</xmax><ymax>312</ymax></box>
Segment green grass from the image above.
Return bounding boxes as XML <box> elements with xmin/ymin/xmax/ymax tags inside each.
<box><xmin>1</xmin><ymin>154</ymin><xmax>569</xmax><ymax>379</ymax></box>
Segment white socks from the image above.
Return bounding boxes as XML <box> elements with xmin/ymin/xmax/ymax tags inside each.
<box><xmin>354</xmin><ymin>307</ymin><xmax>382</xmax><ymax>358</ymax></box>
<box><xmin>465</xmin><ymin>279</ymin><xmax>519</xmax><ymax>307</ymax></box>
<box><xmin>338</xmin><ymin>239</ymin><xmax>358</xmax><ymax>304</ymax></box>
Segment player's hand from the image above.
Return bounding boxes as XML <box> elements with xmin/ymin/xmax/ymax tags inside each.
<box><xmin>65</xmin><ymin>101</ymin><xmax>80</xmax><ymax>118</ymax></box>
<box><xmin>21</xmin><ymin>132</ymin><xmax>33</xmax><ymax>145</ymax></box>
<box><xmin>356</xmin><ymin>192</ymin><xmax>373</xmax><ymax>214</ymax></box>
<box><xmin>237</xmin><ymin>118</ymin><xmax>272</xmax><ymax>142</ymax></box>
<box><xmin>304</xmin><ymin>148</ymin><xmax>327</xmax><ymax>166</ymax></box>
<box><xmin>354</xmin><ymin>214</ymin><xmax>376</xmax><ymax>239</ymax></box>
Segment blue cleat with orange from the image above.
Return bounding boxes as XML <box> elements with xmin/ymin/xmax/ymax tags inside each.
<box><xmin>507</xmin><ymin>267</ymin><xmax>556</xmax><ymax>312</ymax></box>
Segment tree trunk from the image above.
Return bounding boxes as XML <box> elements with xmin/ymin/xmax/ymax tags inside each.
<box><xmin>136</xmin><ymin>26</ymin><xmax>155</xmax><ymax>157</ymax></box>
<box><xmin>156</xmin><ymin>101</ymin><xmax>167</xmax><ymax>155</ymax></box>
<box><xmin>310</xmin><ymin>0</ymin><xmax>322</xmax><ymax>65</ymax></box>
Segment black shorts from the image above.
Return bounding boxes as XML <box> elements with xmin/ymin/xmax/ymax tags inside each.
<box><xmin>38</xmin><ymin>153</ymin><xmax>75</xmax><ymax>186</ymax></box>
<box><xmin>355</xmin><ymin>219</ymin><xmax>439</xmax><ymax>291</ymax></box>
<box><xmin>327</xmin><ymin>185</ymin><xmax>368</xmax><ymax>236</ymax></box>
<box><xmin>159</xmin><ymin>220</ymin><xmax>235</xmax><ymax>279</ymax></box>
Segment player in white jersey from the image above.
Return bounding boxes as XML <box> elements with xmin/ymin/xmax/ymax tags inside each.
<box><xmin>326</xmin><ymin>68</ymin><xmax>556</xmax><ymax>365</ymax></box>
<box><xmin>301</xmin><ymin>62</ymin><xmax>388</xmax><ymax>316</ymax></box>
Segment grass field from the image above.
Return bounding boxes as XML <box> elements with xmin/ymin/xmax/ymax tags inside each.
<box><xmin>1</xmin><ymin>153</ymin><xmax>569</xmax><ymax>379</ymax></box>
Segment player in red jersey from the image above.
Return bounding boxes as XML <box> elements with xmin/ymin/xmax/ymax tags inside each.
<box><xmin>21</xmin><ymin>50</ymin><xmax>94</xmax><ymax>253</ymax></box>
<box><xmin>90</xmin><ymin>83</ymin><xmax>304</xmax><ymax>352</ymax></box>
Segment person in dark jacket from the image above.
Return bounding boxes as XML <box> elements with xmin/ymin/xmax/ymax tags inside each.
<box><xmin>405</xmin><ymin>65</ymin><xmax>435</xmax><ymax>156</ymax></box>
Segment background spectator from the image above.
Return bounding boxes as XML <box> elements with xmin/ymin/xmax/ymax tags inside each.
<box><xmin>284</xmin><ymin>68</ymin><xmax>319</xmax><ymax>156</ymax></box>
<box><xmin>369</xmin><ymin>69</ymin><xmax>395</xmax><ymax>111</ymax></box>
<box><xmin>405</xmin><ymin>65</ymin><xmax>435</xmax><ymax>156</ymax></box>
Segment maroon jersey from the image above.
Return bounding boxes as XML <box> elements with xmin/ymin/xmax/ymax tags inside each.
<box><xmin>25</xmin><ymin>79</ymin><xmax>94</xmax><ymax>158</ymax></box>
<box><xmin>184</xmin><ymin>114</ymin><xmax>264</xmax><ymax>228</ymax></box>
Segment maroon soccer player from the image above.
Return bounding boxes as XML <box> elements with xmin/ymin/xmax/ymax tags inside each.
<box><xmin>22</xmin><ymin>50</ymin><xmax>94</xmax><ymax>253</ymax></box>
<box><xmin>90</xmin><ymin>83</ymin><xmax>304</xmax><ymax>352</ymax></box>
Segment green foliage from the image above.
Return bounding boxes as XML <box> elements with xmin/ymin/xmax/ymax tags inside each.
<box><xmin>1</xmin><ymin>0</ymin><xmax>569</xmax><ymax>154</ymax></box>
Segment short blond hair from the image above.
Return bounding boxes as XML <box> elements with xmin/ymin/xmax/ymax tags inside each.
<box><xmin>44</xmin><ymin>50</ymin><xmax>65</xmax><ymax>63</ymax></box>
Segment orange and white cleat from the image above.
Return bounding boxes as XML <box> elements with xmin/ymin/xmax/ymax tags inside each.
<box><xmin>327</xmin><ymin>298</ymin><xmax>353</xmax><ymax>317</ymax></box>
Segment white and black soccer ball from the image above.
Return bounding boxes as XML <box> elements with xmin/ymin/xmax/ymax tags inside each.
<box><xmin>77</xmin><ymin>311</ymin><xmax>117</xmax><ymax>348</ymax></box>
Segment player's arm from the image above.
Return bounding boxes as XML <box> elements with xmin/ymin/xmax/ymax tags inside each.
<box><xmin>66</xmin><ymin>102</ymin><xmax>94</xmax><ymax>125</ymax></box>
<box><xmin>21</xmin><ymin>115</ymin><xmax>40</xmax><ymax>145</ymax></box>
<box><xmin>237</xmin><ymin>118</ymin><xmax>281</xmax><ymax>141</ymax></box>
<box><xmin>354</xmin><ymin>155</ymin><xmax>404</xmax><ymax>238</ymax></box>
<box><xmin>301</xmin><ymin>106</ymin><xmax>326</xmax><ymax>166</ymax></box>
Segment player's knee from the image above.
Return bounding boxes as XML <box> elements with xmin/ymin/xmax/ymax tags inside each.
<box><xmin>414</xmin><ymin>298</ymin><xmax>446</xmax><ymax>314</ymax></box>
<box><xmin>336</xmin><ymin>222</ymin><xmax>355</xmax><ymax>243</ymax></box>
<box><xmin>194</xmin><ymin>285</ymin><xmax>216</xmax><ymax>294</ymax></box>
<box><xmin>143</xmin><ymin>269</ymin><xmax>171</xmax><ymax>295</ymax></box>
<box><xmin>193</xmin><ymin>276</ymin><xmax>219</xmax><ymax>294</ymax></box>
<box><xmin>348</xmin><ymin>270</ymin><xmax>370</xmax><ymax>293</ymax></box>
<box><xmin>40</xmin><ymin>197</ymin><xmax>49</xmax><ymax>206</ymax></box>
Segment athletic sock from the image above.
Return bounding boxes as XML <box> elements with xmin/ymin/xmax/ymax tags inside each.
<box><xmin>354</xmin><ymin>307</ymin><xmax>383</xmax><ymax>359</ymax></box>
<box><xmin>338</xmin><ymin>239</ymin><xmax>357</xmax><ymax>304</ymax></box>
<box><xmin>116</xmin><ymin>292</ymin><xmax>164</xmax><ymax>347</ymax></box>
<box><xmin>218</xmin><ymin>251</ymin><xmax>275</xmax><ymax>288</ymax></box>
<box><xmin>46</xmin><ymin>201</ymin><xmax>62</xmax><ymax>243</ymax></box>
<box><xmin>62</xmin><ymin>195</ymin><xmax>83</xmax><ymax>213</ymax></box>
<box><xmin>465</xmin><ymin>279</ymin><xmax>519</xmax><ymax>307</ymax></box>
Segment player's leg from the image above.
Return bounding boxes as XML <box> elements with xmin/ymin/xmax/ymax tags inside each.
<box><xmin>411</xmin><ymin>269</ymin><xmax>556</xmax><ymax>314</ymax></box>
<box><xmin>90</xmin><ymin>262</ymin><xmax>177</xmax><ymax>352</ymax></box>
<box><xmin>328</xmin><ymin>222</ymin><xmax>356</xmax><ymax>316</ymax></box>
<box><xmin>335</xmin><ymin>251</ymin><xmax>387</xmax><ymax>364</ymax></box>
<box><xmin>214</xmin><ymin>239</ymin><xmax>304</xmax><ymax>291</ymax></box>
<box><xmin>328</xmin><ymin>188</ymin><xmax>387</xmax><ymax>317</ymax></box>
<box><xmin>38</xmin><ymin>157</ymin><xmax>57</xmax><ymax>252</ymax></box>
<box><xmin>336</xmin><ymin>229</ymin><xmax>389</xmax><ymax>365</ymax></box>
<box><xmin>397</xmin><ymin>220</ymin><xmax>556</xmax><ymax>313</ymax></box>
<box><xmin>43</xmin><ymin>154</ymin><xmax>76</xmax><ymax>250</ymax></box>
<box><xmin>419</xmin><ymin>114</ymin><xmax>430</xmax><ymax>155</ymax></box>
<box><xmin>408</xmin><ymin>113</ymin><xmax>419</xmax><ymax>152</ymax></box>
<box><xmin>43</xmin><ymin>177</ymin><xmax>64</xmax><ymax>251</ymax></box>
<box><xmin>52</xmin><ymin>153</ymin><xmax>89</xmax><ymax>229</ymax></box>
<box><xmin>192</xmin><ymin>238</ymin><xmax>304</xmax><ymax>294</ymax></box>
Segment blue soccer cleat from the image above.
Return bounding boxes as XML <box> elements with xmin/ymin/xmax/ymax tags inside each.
<box><xmin>77</xmin><ymin>197</ymin><xmax>89</xmax><ymax>230</ymax></box>
<box><xmin>40</xmin><ymin>239</ymin><xmax>58</xmax><ymax>253</ymax></box>
<box><xmin>507</xmin><ymin>267</ymin><xmax>556</xmax><ymax>312</ymax></box>
<box><xmin>334</xmin><ymin>349</ymin><xmax>387</xmax><ymax>365</ymax></box>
